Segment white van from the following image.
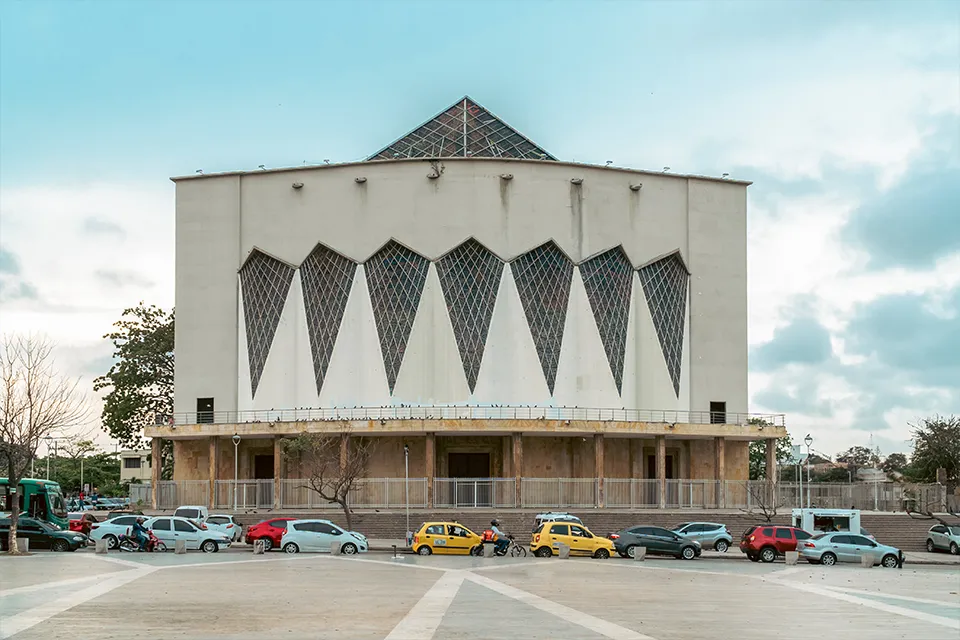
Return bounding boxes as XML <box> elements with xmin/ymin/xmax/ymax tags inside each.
<box><xmin>174</xmin><ymin>505</ymin><xmax>209</xmax><ymax>524</ymax></box>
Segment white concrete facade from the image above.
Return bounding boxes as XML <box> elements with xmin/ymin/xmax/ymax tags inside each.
<box><xmin>119</xmin><ymin>449</ymin><xmax>152</xmax><ymax>483</ymax></box>
<box><xmin>173</xmin><ymin>158</ymin><xmax>748</xmax><ymax>419</ymax></box>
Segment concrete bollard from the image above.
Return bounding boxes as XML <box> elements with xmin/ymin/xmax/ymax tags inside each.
<box><xmin>632</xmin><ymin>546</ymin><xmax>647</xmax><ymax>561</ymax></box>
<box><xmin>330</xmin><ymin>542</ymin><xmax>341</xmax><ymax>556</ymax></box>
<box><xmin>253</xmin><ymin>540</ymin><xmax>265</xmax><ymax>555</ymax></box>
<box><xmin>860</xmin><ymin>554</ymin><xmax>874</xmax><ymax>568</ymax></box>
<box><xmin>175</xmin><ymin>540</ymin><xmax>186</xmax><ymax>554</ymax></box>
<box><xmin>785</xmin><ymin>551</ymin><xmax>799</xmax><ymax>566</ymax></box>
<box><xmin>16</xmin><ymin>538</ymin><xmax>29</xmax><ymax>553</ymax></box>
<box><xmin>557</xmin><ymin>543</ymin><xmax>570</xmax><ymax>559</ymax></box>
<box><xmin>95</xmin><ymin>539</ymin><xmax>108</xmax><ymax>554</ymax></box>
<box><xmin>483</xmin><ymin>543</ymin><xmax>495</xmax><ymax>558</ymax></box>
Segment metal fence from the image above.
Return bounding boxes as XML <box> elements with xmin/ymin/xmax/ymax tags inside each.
<box><xmin>521</xmin><ymin>478</ymin><xmax>599</xmax><ymax>508</ymax></box>
<box><xmin>277</xmin><ymin>478</ymin><xmax>427</xmax><ymax>509</ymax></box>
<box><xmin>154</xmin><ymin>480</ymin><xmax>209</xmax><ymax>510</ymax></box>
<box><xmin>433</xmin><ymin>478</ymin><xmax>517</xmax><ymax>508</ymax></box>
<box><xmin>129</xmin><ymin>483</ymin><xmax>151</xmax><ymax>506</ymax></box>
<box><xmin>164</xmin><ymin>405</ymin><xmax>786</xmax><ymax>427</ymax></box>
<box><xmin>214</xmin><ymin>480</ymin><xmax>274</xmax><ymax>510</ymax></box>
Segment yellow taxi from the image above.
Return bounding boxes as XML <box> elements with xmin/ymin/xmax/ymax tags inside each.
<box><xmin>412</xmin><ymin>521</ymin><xmax>483</xmax><ymax>556</ymax></box>
<box><xmin>530</xmin><ymin>521</ymin><xmax>614</xmax><ymax>558</ymax></box>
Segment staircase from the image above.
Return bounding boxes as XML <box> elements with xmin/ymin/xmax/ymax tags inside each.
<box><xmin>225</xmin><ymin>509</ymin><xmax>950</xmax><ymax>552</ymax></box>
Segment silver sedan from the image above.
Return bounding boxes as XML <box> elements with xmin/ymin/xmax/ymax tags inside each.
<box><xmin>799</xmin><ymin>532</ymin><xmax>902</xmax><ymax>567</ymax></box>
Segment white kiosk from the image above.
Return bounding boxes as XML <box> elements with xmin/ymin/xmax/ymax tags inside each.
<box><xmin>792</xmin><ymin>508</ymin><xmax>861</xmax><ymax>534</ymax></box>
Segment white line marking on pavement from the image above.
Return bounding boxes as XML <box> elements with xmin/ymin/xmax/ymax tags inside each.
<box><xmin>0</xmin><ymin>574</ymin><xmax>105</xmax><ymax>599</ymax></box>
<box><xmin>82</xmin><ymin>554</ymin><xmax>150</xmax><ymax>570</ymax></box>
<box><xmin>0</xmin><ymin>567</ymin><xmax>157</xmax><ymax>639</ymax></box>
<box><xmin>776</xmin><ymin>580</ymin><xmax>960</xmax><ymax>630</ymax></box>
<box><xmin>466</xmin><ymin>573</ymin><xmax>658</xmax><ymax>640</ymax></box>
<box><xmin>820</xmin><ymin>585</ymin><xmax>960</xmax><ymax>608</ymax></box>
<box><xmin>322</xmin><ymin>555</ymin><xmax>450</xmax><ymax>573</ymax></box>
<box><xmin>383</xmin><ymin>570</ymin><xmax>466</xmax><ymax>640</ymax></box>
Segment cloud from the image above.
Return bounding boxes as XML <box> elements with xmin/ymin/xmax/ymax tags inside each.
<box><xmin>81</xmin><ymin>216</ymin><xmax>126</xmax><ymax>238</ymax></box>
<box><xmin>0</xmin><ymin>280</ymin><xmax>39</xmax><ymax>301</ymax></box>
<box><xmin>0</xmin><ymin>246</ymin><xmax>21</xmax><ymax>274</ymax></box>
<box><xmin>94</xmin><ymin>269</ymin><xmax>155</xmax><ymax>289</ymax></box>
<box><xmin>751</xmin><ymin>316</ymin><xmax>834</xmax><ymax>372</ymax></box>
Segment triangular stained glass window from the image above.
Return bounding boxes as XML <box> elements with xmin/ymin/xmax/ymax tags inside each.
<box><xmin>579</xmin><ymin>247</ymin><xmax>634</xmax><ymax>394</ymax></box>
<box><xmin>300</xmin><ymin>244</ymin><xmax>357</xmax><ymax>395</ymax></box>
<box><xmin>510</xmin><ymin>241</ymin><xmax>574</xmax><ymax>395</ymax></box>
<box><xmin>435</xmin><ymin>239</ymin><xmax>504</xmax><ymax>392</ymax></box>
<box><xmin>638</xmin><ymin>252</ymin><xmax>689</xmax><ymax>397</ymax></box>
<box><xmin>368</xmin><ymin>97</ymin><xmax>557</xmax><ymax>161</ymax></box>
<box><xmin>239</xmin><ymin>250</ymin><xmax>296</xmax><ymax>398</ymax></box>
<box><xmin>364</xmin><ymin>241</ymin><xmax>431</xmax><ymax>394</ymax></box>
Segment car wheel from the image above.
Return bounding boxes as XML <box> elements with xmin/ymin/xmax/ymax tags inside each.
<box><xmin>341</xmin><ymin>543</ymin><xmax>358</xmax><ymax>555</ymax></box>
<box><xmin>748</xmin><ymin>553</ymin><xmax>760</xmax><ymax>562</ymax></box>
<box><xmin>820</xmin><ymin>552</ymin><xmax>837</xmax><ymax>566</ymax></box>
<box><xmin>283</xmin><ymin>542</ymin><xmax>299</xmax><ymax>554</ymax></box>
<box><xmin>104</xmin><ymin>534</ymin><xmax>119</xmax><ymax>550</ymax></box>
<box><xmin>261</xmin><ymin>538</ymin><xmax>274</xmax><ymax>552</ymax></box>
<box><xmin>681</xmin><ymin>546</ymin><xmax>697</xmax><ymax>560</ymax></box>
<box><xmin>881</xmin><ymin>554</ymin><xmax>899</xmax><ymax>568</ymax></box>
<box><xmin>950</xmin><ymin>542</ymin><xmax>958</xmax><ymax>556</ymax></box>
<box><xmin>201</xmin><ymin>540</ymin><xmax>218</xmax><ymax>553</ymax></box>
<box><xmin>625</xmin><ymin>545</ymin><xmax>638</xmax><ymax>559</ymax></box>
<box><xmin>760</xmin><ymin>547</ymin><xmax>777</xmax><ymax>563</ymax></box>
<box><xmin>52</xmin><ymin>539</ymin><xmax>70</xmax><ymax>552</ymax></box>
<box><xmin>594</xmin><ymin>548</ymin><xmax>610</xmax><ymax>559</ymax></box>
<box><xmin>417</xmin><ymin>545</ymin><xmax>432</xmax><ymax>556</ymax></box>
<box><xmin>715</xmin><ymin>540</ymin><xmax>729</xmax><ymax>553</ymax></box>
<box><xmin>470</xmin><ymin>545</ymin><xmax>483</xmax><ymax>557</ymax></box>
<box><xmin>534</xmin><ymin>546</ymin><xmax>552</xmax><ymax>558</ymax></box>
<box><xmin>926</xmin><ymin>539</ymin><xmax>935</xmax><ymax>553</ymax></box>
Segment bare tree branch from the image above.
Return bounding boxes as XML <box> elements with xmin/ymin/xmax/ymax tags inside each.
<box><xmin>1</xmin><ymin>334</ymin><xmax>89</xmax><ymax>554</ymax></box>
<box><xmin>738</xmin><ymin>482</ymin><xmax>785</xmax><ymax>523</ymax></box>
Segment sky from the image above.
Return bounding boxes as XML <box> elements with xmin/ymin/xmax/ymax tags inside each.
<box><xmin>1</xmin><ymin>0</ymin><xmax>958</xmax><ymax>459</ymax></box>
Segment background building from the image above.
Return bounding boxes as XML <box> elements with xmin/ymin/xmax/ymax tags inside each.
<box><xmin>147</xmin><ymin>97</ymin><xmax>785</xmax><ymax>510</ymax></box>
<box><xmin>119</xmin><ymin>449</ymin><xmax>151</xmax><ymax>484</ymax></box>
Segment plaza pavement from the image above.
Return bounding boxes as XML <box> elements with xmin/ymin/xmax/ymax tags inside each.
<box><xmin>1</xmin><ymin>547</ymin><xmax>957</xmax><ymax>639</ymax></box>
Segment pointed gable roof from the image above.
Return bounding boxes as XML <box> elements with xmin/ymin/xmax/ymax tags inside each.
<box><xmin>368</xmin><ymin>96</ymin><xmax>557</xmax><ymax>161</ymax></box>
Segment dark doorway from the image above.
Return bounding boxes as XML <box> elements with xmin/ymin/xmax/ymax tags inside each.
<box><xmin>447</xmin><ymin>453</ymin><xmax>491</xmax><ymax>507</ymax></box>
<box><xmin>645</xmin><ymin>455</ymin><xmax>675</xmax><ymax>479</ymax></box>
<box><xmin>710</xmin><ymin>401</ymin><xmax>727</xmax><ymax>424</ymax></box>
<box><xmin>197</xmin><ymin>397</ymin><xmax>214</xmax><ymax>424</ymax></box>
<box><xmin>448</xmin><ymin>453</ymin><xmax>490</xmax><ymax>478</ymax></box>
<box><xmin>254</xmin><ymin>455</ymin><xmax>274</xmax><ymax>479</ymax></box>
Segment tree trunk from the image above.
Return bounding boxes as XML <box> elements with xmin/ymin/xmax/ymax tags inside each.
<box><xmin>339</xmin><ymin>499</ymin><xmax>352</xmax><ymax>531</ymax></box>
<box><xmin>7</xmin><ymin>471</ymin><xmax>22</xmax><ymax>554</ymax></box>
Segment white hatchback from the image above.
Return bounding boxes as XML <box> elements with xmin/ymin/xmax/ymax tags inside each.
<box><xmin>205</xmin><ymin>514</ymin><xmax>243</xmax><ymax>542</ymax></box>
<box><xmin>280</xmin><ymin>519</ymin><xmax>368</xmax><ymax>555</ymax></box>
<box><xmin>144</xmin><ymin>516</ymin><xmax>231</xmax><ymax>553</ymax></box>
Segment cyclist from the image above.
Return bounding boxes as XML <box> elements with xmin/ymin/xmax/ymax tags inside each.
<box><xmin>490</xmin><ymin>519</ymin><xmax>509</xmax><ymax>555</ymax></box>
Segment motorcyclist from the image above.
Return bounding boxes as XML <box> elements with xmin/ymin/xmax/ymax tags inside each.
<box><xmin>490</xmin><ymin>519</ymin><xmax>509</xmax><ymax>555</ymax></box>
<box><xmin>131</xmin><ymin>517</ymin><xmax>149</xmax><ymax>551</ymax></box>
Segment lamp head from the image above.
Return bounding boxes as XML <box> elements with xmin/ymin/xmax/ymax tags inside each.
<box><xmin>804</xmin><ymin>434</ymin><xmax>813</xmax><ymax>447</ymax></box>
<box><xmin>232</xmin><ymin>434</ymin><xmax>241</xmax><ymax>446</ymax></box>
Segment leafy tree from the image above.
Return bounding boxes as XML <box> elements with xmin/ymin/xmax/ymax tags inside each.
<box><xmin>907</xmin><ymin>415</ymin><xmax>959</xmax><ymax>484</ymax></box>
<box><xmin>881</xmin><ymin>452</ymin><xmax>908</xmax><ymax>474</ymax></box>
<box><xmin>810</xmin><ymin>467</ymin><xmax>851</xmax><ymax>483</ymax></box>
<box><xmin>748</xmin><ymin>432</ymin><xmax>793</xmax><ymax>480</ymax></box>
<box><xmin>835</xmin><ymin>446</ymin><xmax>879</xmax><ymax>467</ymax></box>
<box><xmin>94</xmin><ymin>303</ymin><xmax>174</xmax><ymax>478</ymax></box>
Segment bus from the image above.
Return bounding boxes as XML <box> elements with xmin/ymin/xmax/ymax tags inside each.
<box><xmin>0</xmin><ymin>478</ymin><xmax>69</xmax><ymax>530</ymax></box>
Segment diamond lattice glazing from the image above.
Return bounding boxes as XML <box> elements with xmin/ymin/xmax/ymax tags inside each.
<box><xmin>364</xmin><ymin>241</ymin><xmax>431</xmax><ymax>393</ymax></box>
<box><xmin>510</xmin><ymin>241</ymin><xmax>574</xmax><ymax>395</ymax></box>
<box><xmin>435</xmin><ymin>239</ymin><xmax>504</xmax><ymax>392</ymax></box>
<box><xmin>638</xmin><ymin>252</ymin><xmax>689</xmax><ymax>397</ymax></box>
<box><xmin>239</xmin><ymin>250</ymin><xmax>296</xmax><ymax>398</ymax></box>
<box><xmin>579</xmin><ymin>247</ymin><xmax>634</xmax><ymax>394</ymax></box>
<box><xmin>368</xmin><ymin>97</ymin><xmax>556</xmax><ymax>161</ymax></box>
<box><xmin>300</xmin><ymin>244</ymin><xmax>357</xmax><ymax>395</ymax></box>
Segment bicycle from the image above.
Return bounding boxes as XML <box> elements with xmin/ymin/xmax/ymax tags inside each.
<box><xmin>495</xmin><ymin>534</ymin><xmax>527</xmax><ymax>557</ymax></box>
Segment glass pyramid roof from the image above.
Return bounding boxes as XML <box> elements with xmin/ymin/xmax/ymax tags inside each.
<box><xmin>368</xmin><ymin>96</ymin><xmax>556</xmax><ymax>161</ymax></box>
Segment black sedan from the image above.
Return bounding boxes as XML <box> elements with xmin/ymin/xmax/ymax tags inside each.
<box><xmin>610</xmin><ymin>525</ymin><xmax>702</xmax><ymax>560</ymax></box>
<box><xmin>0</xmin><ymin>517</ymin><xmax>88</xmax><ymax>552</ymax></box>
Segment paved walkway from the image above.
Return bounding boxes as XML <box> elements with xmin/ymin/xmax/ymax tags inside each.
<box><xmin>2</xmin><ymin>548</ymin><xmax>957</xmax><ymax>639</ymax></box>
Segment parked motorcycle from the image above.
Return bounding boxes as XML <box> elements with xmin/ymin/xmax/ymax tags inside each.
<box><xmin>118</xmin><ymin>529</ymin><xmax>166</xmax><ymax>552</ymax></box>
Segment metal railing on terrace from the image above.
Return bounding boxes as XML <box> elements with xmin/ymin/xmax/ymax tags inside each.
<box><xmin>160</xmin><ymin>405</ymin><xmax>786</xmax><ymax>427</ymax></box>
<box><xmin>140</xmin><ymin>479</ymin><xmax>946</xmax><ymax>512</ymax></box>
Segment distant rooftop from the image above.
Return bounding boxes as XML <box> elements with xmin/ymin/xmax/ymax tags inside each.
<box><xmin>368</xmin><ymin>96</ymin><xmax>557</xmax><ymax>161</ymax></box>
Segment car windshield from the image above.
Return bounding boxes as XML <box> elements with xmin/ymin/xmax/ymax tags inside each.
<box><xmin>948</xmin><ymin>526</ymin><xmax>960</xmax><ymax>535</ymax></box>
<box><xmin>811</xmin><ymin>533</ymin><xmax>829</xmax><ymax>540</ymax></box>
<box><xmin>673</xmin><ymin>523</ymin><xmax>690</xmax><ymax>530</ymax></box>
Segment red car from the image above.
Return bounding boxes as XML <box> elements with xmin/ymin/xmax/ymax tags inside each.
<box><xmin>244</xmin><ymin>517</ymin><xmax>296</xmax><ymax>551</ymax></box>
<box><xmin>740</xmin><ymin>525</ymin><xmax>812</xmax><ymax>563</ymax></box>
<box><xmin>68</xmin><ymin>512</ymin><xmax>98</xmax><ymax>537</ymax></box>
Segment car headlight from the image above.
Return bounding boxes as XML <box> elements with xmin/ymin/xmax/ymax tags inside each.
<box><xmin>73</xmin><ymin>536</ymin><xmax>85</xmax><ymax>541</ymax></box>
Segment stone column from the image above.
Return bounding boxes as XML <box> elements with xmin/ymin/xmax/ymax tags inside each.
<box><xmin>595</xmin><ymin>434</ymin><xmax>605</xmax><ymax>508</ymax></box>
<box><xmin>339</xmin><ymin>435</ymin><xmax>349</xmax><ymax>473</ymax></box>
<box><xmin>765</xmin><ymin>438</ymin><xmax>777</xmax><ymax>500</ymax></box>
<box><xmin>714</xmin><ymin>437</ymin><xmax>725</xmax><ymax>508</ymax></box>
<box><xmin>656</xmin><ymin>435</ymin><xmax>666</xmax><ymax>508</ymax></box>
<box><xmin>151</xmin><ymin>437</ymin><xmax>161</xmax><ymax>510</ymax></box>
<box><xmin>425</xmin><ymin>432</ymin><xmax>435</xmax><ymax>508</ymax></box>
<box><xmin>512</xmin><ymin>433</ymin><xmax>523</xmax><ymax>508</ymax></box>
<box><xmin>208</xmin><ymin>437</ymin><xmax>218</xmax><ymax>510</ymax></box>
<box><xmin>274</xmin><ymin>436</ymin><xmax>283</xmax><ymax>510</ymax></box>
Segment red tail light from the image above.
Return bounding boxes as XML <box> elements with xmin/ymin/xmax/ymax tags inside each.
<box><xmin>609</xmin><ymin>534</ymin><xmax>620</xmax><ymax>540</ymax></box>
<box><xmin>804</xmin><ymin>542</ymin><xmax>815</xmax><ymax>548</ymax></box>
<box><xmin>414</xmin><ymin>535</ymin><xmax>419</xmax><ymax>544</ymax></box>
<box><xmin>535</xmin><ymin>535</ymin><xmax>540</xmax><ymax>543</ymax></box>
<box><xmin>226</xmin><ymin>524</ymin><xmax>233</xmax><ymax>529</ymax></box>
<box><xmin>749</xmin><ymin>535</ymin><xmax>755</xmax><ymax>542</ymax></box>
<box><xmin>91</xmin><ymin>524</ymin><xmax>99</xmax><ymax>530</ymax></box>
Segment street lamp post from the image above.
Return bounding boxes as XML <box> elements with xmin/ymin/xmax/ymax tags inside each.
<box><xmin>232</xmin><ymin>434</ymin><xmax>241</xmax><ymax>511</ymax></box>
<box><xmin>403</xmin><ymin>444</ymin><xmax>410</xmax><ymax>546</ymax></box>
<box><xmin>44</xmin><ymin>436</ymin><xmax>53</xmax><ymax>480</ymax></box>
<box><xmin>804</xmin><ymin>434</ymin><xmax>813</xmax><ymax>509</ymax></box>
